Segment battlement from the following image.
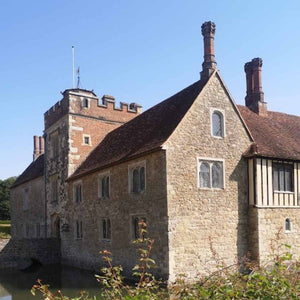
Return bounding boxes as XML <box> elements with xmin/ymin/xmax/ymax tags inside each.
<box><xmin>44</xmin><ymin>88</ymin><xmax>142</xmax><ymax>130</ymax></box>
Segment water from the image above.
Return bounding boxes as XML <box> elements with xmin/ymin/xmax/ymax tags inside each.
<box><xmin>0</xmin><ymin>264</ymin><xmax>103</xmax><ymax>300</ymax></box>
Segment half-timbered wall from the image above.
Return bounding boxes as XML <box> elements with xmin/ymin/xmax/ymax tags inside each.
<box><xmin>248</xmin><ymin>158</ymin><xmax>300</xmax><ymax>207</ymax></box>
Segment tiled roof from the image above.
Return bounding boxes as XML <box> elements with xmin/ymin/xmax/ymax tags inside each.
<box><xmin>12</xmin><ymin>154</ymin><xmax>44</xmax><ymax>188</ymax></box>
<box><xmin>238</xmin><ymin>105</ymin><xmax>300</xmax><ymax>161</ymax></box>
<box><xmin>68</xmin><ymin>79</ymin><xmax>207</xmax><ymax>180</ymax></box>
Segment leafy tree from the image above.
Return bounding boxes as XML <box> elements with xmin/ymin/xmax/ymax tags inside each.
<box><xmin>0</xmin><ymin>176</ymin><xmax>17</xmax><ymax>220</ymax></box>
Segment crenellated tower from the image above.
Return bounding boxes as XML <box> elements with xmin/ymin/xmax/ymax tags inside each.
<box><xmin>43</xmin><ymin>88</ymin><xmax>141</xmax><ymax>237</ymax></box>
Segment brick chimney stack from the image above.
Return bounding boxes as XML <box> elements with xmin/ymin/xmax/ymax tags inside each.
<box><xmin>39</xmin><ymin>136</ymin><xmax>44</xmax><ymax>156</ymax></box>
<box><xmin>200</xmin><ymin>21</ymin><xmax>217</xmax><ymax>80</ymax></box>
<box><xmin>244</xmin><ymin>58</ymin><xmax>267</xmax><ymax>115</ymax></box>
<box><xmin>33</xmin><ymin>136</ymin><xmax>40</xmax><ymax>161</ymax></box>
<box><xmin>33</xmin><ymin>135</ymin><xmax>45</xmax><ymax>161</ymax></box>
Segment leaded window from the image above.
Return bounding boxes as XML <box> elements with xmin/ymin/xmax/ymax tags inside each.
<box><xmin>132</xmin><ymin>217</ymin><xmax>147</xmax><ymax>240</ymax></box>
<box><xmin>102</xmin><ymin>218</ymin><xmax>111</xmax><ymax>240</ymax></box>
<box><xmin>285</xmin><ymin>218</ymin><xmax>291</xmax><ymax>232</ymax></box>
<box><xmin>101</xmin><ymin>176</ymin><xmax>110</xmax><ymax>198</ymax></box>
<box><xmin>212</xmin><ymin>111</ymin><xmax>224</xmax><ymax>137</ymax></box>
<box><xmin>130</xmin><ymin>166</ymin><xmax>146</xmax><ymax>193</ymax></box>
<box><xmin>74</xmin><ymin>183</ymin><xmax>82</xmax><ymax>203</ymax></box>
<box><xmin>199</xmin><ymin>160</ymin><xmax>224</xmax><ymax>189</ymax></box>
<box><xmin>273</xmin><ymin>162</ymin><xmax>293</xmax><ymax>192</ymax></box>
<box><xmin>76</xmin><ymin>220</ymin><xmax>83</xmax><ymax>239</ymax></box>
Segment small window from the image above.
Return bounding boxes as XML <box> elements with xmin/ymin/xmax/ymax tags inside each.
<box><xmin>23</xmin><ymin>188</ymin><xmax>29</xmax><ymax>211</ymax></box>
<box><xmin>102</xmin><ymin>218</ymin><xmax>111</xmax><ymax>241</ymax></box>
<box><xmin>212</xmin><ymin>110</ymin><xmax>224</xmax><ymax>138</ymax></box>
<box><xmin>273</xmin><ymin>162</ymin><xmax>294</xmax><ymax>192</ymax></box>
<box><xmin>132</xmin><ymin>216</ymin><xmax>147</xmax><ymax>240</ymax></box>
<box><xmin>74</xmin><ymin>182</ymin><xmax>82</xmax><ymax>203</ymax></box>
<box><xmin>76</xmin><ymin>220</ymin><xmax>83</xmax><ymax>239</ymax></box>
<box><xmin>99</xmin><ymin>176</ymin><xmax>110</xmax><ymax>198</ymax></box>
<box><xmin>82</xmin><ymin>98</ymin><xmax>89</xmax><ymax>108</ymax></box>
<box><xmin>130</xmin><ymin>165</ymin><xmax>146</xmax><ymax>193</ymax></box>
<box><xmin>285</xmin><ymin>218</ymin><xmax>291</xmax><ymax>232</ymax></box>
<box><xmin>84</xmin><ymin>136</ymin><xmax>90</xmax><ymax>145</ymax></box>
<box><xmin>199</xmin><ymin>159</ymin><xmax>224</xmax><ymax>189</ymax></box>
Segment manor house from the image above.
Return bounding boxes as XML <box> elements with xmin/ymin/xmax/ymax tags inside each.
<box><xmin>10</xmin><ymin>22</ymin><xmax>300</xmax><ymax>281</ymax></box>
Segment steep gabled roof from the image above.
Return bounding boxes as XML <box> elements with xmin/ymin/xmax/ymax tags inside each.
<box><xmin>68</xmin><ymin>79</ymin><xmax>207</xmax><ymax>181</ymax></box>
<box><xmin>12</xmin><ymin>154</ymin><xmax>44</xmax><ymax>188</ymax></box>
<box><xmin>238</xmin><ymin>105</ymin><xmax>300</xmax><ymax>161</ymax></box>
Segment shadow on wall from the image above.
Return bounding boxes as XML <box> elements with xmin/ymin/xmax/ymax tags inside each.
<box><xmin>229</xmin><ymin>157</ymin><xmax>250</xmax><ymax>263</ymax></box>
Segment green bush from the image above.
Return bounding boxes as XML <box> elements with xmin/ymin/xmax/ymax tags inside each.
<box><xmin>32</xmin><ymin>225</ymin><xmax>300</xmax><ymax>299</ymax></box>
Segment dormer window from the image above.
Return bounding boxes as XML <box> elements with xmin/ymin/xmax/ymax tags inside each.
<box><xmin>211</xmin><ymin>110</ymin><xmax>224</xmax><ymax>138</ymax></box>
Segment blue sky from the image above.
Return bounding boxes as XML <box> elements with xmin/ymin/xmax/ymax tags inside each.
<box><xmin>1</xmin><ymin>0</ymin><xmax>300</xmax><ymax>180</ymax></box>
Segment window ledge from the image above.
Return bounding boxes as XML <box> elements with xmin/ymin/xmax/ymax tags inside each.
<box><xmin>274</xmin><ymin>191</ymin><xmax>294</xmax><ymax>194</ymax></box>
<box><xmin>254</xmin><ymin>205</ymin><xmax>300</xmax><ymax>209</ymax></box>
<box><xmin>102</xmin><ymin>239</ymin><xmax>111</xmax><ymax>243</ymax></box>
<box><xmin>98</xmin><ymin>196</ymin><xmax>110</xmax><ymax>200</ymax></box>
<box><xmin>130</xmin><ymin>191</ymin><xmax>146</xmax><ymax>195</ymax></box>
<box><xmin>198</xmin><ymin>187</ymin><xmax>225</xmax><ymax>191</ymax></box>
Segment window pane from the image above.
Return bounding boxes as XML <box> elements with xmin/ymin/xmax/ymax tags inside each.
<box><xmin>212</xmin><ymin>112</ymin><xmax>223</xmax><ymax>137</ymax></box>
<box><xmin>212</xmin><ymin>162</ymin><xmax>223</xmax><ymax>188</ymax></box>
<box><xmin>140</xmin><ymin>167</ymin><xmax>145</xmax><ymax>191</ymax></box>
<box><xmin>199</xmin><ymin>163</ymin><xmax>210</xmax><ymax>188</ymax></box>
<box><xmin>101</xmin><ymin>178</ymin><xmax>105</xmax><ymax>197</ymax></box>
<box><xmin>103</xmin><ymin>219</ymin><xmax>106</xmax><ymax>239</ymax></box>
<box><xmin>279</xmin><ymin>165</ymin><xmax>284</xmax><ymax>191</ymax></box>
<box><xmin>132</xmin><ymin>169</ymin><xmax>139</xmax><ymax>193</ymax></box>
<box><xmin>134</xmin><ymin>217</ymin><xmax>139</xmax><ymax>239</ymax></box>
<box><xmin>285</xmin><ymin>219</ymin><xmax>291</xmax><ymax>231</ymax></box>
<box><xmin>106</xmin><ymin>177</ymin><xmax>110</xmax><ymax>197</ymax></box>
<box><xmin>273</xmin><ymin>164</ymin><xmax>279</xmax><ymax>191</ymax></box>
<box><xmin>107</xmin><ymin>219</ymin><xmax>111</xmax><ymax>239</ymax></box>
<box><xmin>285</xmin><ymin>165</ymin><xmax>293</xmax><ymax>192</ymax></box>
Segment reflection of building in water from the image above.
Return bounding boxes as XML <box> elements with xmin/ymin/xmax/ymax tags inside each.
<box><xmin>0</xmin><ymin>284</ymin><xmax>11</xmax><ymax>300</ymax></box>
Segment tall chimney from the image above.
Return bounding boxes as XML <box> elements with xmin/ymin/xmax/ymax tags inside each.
<box><xmin>244</xmin><ymin>58</ymin><xmax>267</xmax><ymax>115</ymax></box>
<box><xmin>33</xmin><ymin>136</ymin><xmax>40</xmax><ymax>161</ymax></box>
<box><xmin>200</xmin><ymin>21</ymin><xmax>217</xmax><ymax>80</ymax></box>
<box><xmin>39</xmin><ymin>136</ymin><xmax>44</xmax><ymax>155</ymax></box>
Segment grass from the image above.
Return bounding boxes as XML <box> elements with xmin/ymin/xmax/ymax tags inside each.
<box><xmin>0</xmin><ymin>220</ymin><xmax>11</xmax><ymax>238</ymax></box>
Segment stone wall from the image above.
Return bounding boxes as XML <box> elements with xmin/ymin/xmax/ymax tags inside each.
<box><xmin>165</xmin><ymin>73</ymin><xmax>252</xmax><ymax>282</ymax></box>
<box><xmin>10</xmin><ymin>176</ymin><xmax>46</xmax><ymax>239</ymax></box>
<box><xmin>251</xmin><ymin>207</ymin><xmax>300</xmax><ymax>262</ymax></box>
<box><xmin>0</xmin><ymin>238</ymin><xmax>60</xmax><ymax>269</ymax></box>
<box><xmin>62</xmin><ymin>151</ymin><xmax>169</xmax><ymax>278</ymax></box>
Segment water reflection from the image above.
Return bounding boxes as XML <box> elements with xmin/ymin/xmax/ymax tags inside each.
<box><xmin>0</xmin><ymin>264</ymin><xmax>102</xmax><ymax>300</ymax></box>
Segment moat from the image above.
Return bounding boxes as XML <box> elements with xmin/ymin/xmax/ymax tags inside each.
<box><xmin>0</xmin><ymin>264</ymin><xmax>102</xmax><ymax>300</ymax></box>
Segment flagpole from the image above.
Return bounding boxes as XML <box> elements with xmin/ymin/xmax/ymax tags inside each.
<box><xmin>72</xmin><ymin>46</ymin><xmax>75</xmax><ymax>88</ymax></box>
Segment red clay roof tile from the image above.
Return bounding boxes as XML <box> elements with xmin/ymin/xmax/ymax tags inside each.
<box><xmin>238</xmin><ymin>105</ymin><xmax>300</xmax><ymax>160</ymax></box>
